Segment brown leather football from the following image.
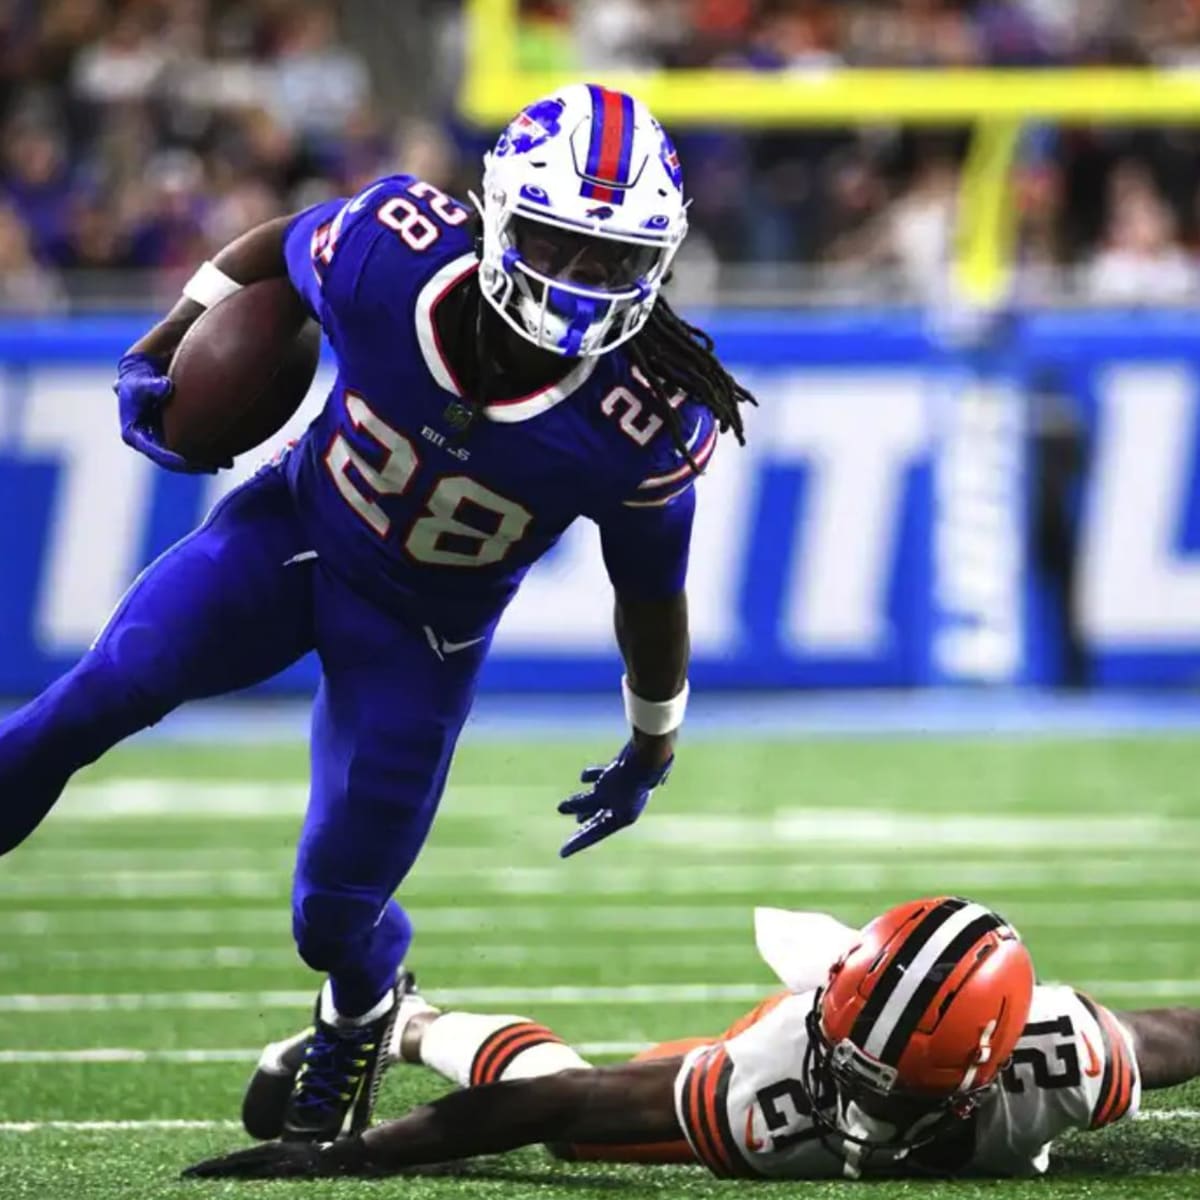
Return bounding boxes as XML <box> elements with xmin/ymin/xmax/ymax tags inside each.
<box><xmin>164</xmin><ymin>277</ymin><xmax>320</xmax><ymax>468</ymax></box>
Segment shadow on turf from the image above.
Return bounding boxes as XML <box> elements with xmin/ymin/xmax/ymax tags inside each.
<box><xmin>428</xmin><ymin>1133</ymin><xmax>1200</xmax><ymax>1188</ymax></box>
<box><xmin>1046</xmin><ymin>1126</ymin><xmax>1200</xmax><ymax>1179</ymax></box>
<box><xmin>394</xmin><ymin>1160</ymin><xmax>658</xmax><ymax>1190</ymax></box>
<box><xmin>187</xmin><ymin>1134</ymin><xmax>1200</xmax><ymax>1187</ymax></box>
<box><xmin>316</xmin><ymin>1132</ymin><xmax>1200</xmax><ymax>1188</ymax></box>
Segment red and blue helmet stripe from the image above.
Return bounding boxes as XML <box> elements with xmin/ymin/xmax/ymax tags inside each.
<box><xmin>580</xmin><ymin>85</ymin><xmax>636</xmax><ymax>206</ymax></box>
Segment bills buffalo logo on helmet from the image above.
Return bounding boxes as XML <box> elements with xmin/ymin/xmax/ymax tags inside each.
<box><xmin>496</xmin><ymin>98</ymin><xmax>566</xmax><ymax>157</ymax></box>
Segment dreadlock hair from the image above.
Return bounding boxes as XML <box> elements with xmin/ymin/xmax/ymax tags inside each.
<box><xmin>624</xmin><ymin>290</ymin><xmax>756</xmax><ymax>470</ymax></box>
<box><xmin>454</xmin><ymin>218</ymin><xmax>756</xmax><ymax>469</ymax></box>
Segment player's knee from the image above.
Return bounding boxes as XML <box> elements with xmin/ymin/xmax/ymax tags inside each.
<box><xmin>291</xmin><ymin>892</ymin><xmax>409</xmax><ymax>973</ymax></box>
<box><xmin>42</xmin><ymin>647</ymin><xmax>170</xmax><ymax>740</ymax></box>
<box><xmin>85</xmin><ymin>624</ymin><xmax>185</xmax><ymax>719</ymax></box>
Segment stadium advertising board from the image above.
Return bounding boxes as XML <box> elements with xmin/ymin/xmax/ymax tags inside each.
<box><xmin>0</xmin><ymin>313</ymin><xmax>1196</xmax><ymax>692</ymax></box>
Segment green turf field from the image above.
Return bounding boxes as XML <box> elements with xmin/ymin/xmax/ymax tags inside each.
<box><xmin>1</xmin><ymin>735</ymin><xmax>1198</xmax><ymax>1199</ymax></box>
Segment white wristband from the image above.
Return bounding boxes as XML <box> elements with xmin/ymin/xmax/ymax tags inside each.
<box><xmin>182</xmin><ymin>261</ymin><xmax>243</xmax><ymax>309</ymax></box>
<box><xmin>622</xmin><ymin>675</ymin><xmax>689</xmax><ymax>736</ymax></box>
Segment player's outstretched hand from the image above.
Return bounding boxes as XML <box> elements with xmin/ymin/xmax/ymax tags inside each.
<box><xmin>114</xmin><ymin>352</ymin><xmax>223</xmax><ymax>474</ymax></box>
<box><xmin>182</xmin><ymin>1136</ymin><xmax>369</xmax><ymax>1180</ymax></box>
<box><xmin>558</xmin><ymin>741</ymin><xmax>672</xmax><ymax>858</ymax></box>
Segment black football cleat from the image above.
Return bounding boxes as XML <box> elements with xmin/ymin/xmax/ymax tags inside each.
<box><xmin>242</xmin><ymin>970</ymin><xmax>417</xmax><ymax>1142</ymax></box>
<box><xmin>241</xmin><ymin>1026</ymin><xmax>311</xmax><ymax>1141</ymax></box>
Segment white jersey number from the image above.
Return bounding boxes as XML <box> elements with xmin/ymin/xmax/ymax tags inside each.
<box><xmin>326</xmin><ymin>391</ymin><xmax>420</xmax><ymax>536</ymax></box>
<box><xmin>325</xmin><ymin>391</ymin><xmax>531</xmax><ymax>567</ymax></box>
<box><xmin>407</xmin><ymin>475</ymin><xmax>532</xmax><ymax>567</ymax></box>
<box><xmin>373</xmin><ymin>181</ymin><xmax>469</xmax><ymax>252</ymax></box>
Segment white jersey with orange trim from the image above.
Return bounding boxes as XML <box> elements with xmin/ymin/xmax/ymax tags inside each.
<box><xmin>673</xmin><ymin>912</ymin><xmax>1142</xmax><ymax>1180</ymax></box>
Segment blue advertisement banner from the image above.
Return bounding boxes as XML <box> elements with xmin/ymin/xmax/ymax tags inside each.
<box><xmin>0</xmin><ymin>312</ymin><xmax>1197</xmax><ymax>694</ymax></box>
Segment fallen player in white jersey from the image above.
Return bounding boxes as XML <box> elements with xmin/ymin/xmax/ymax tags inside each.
<box><xmin>186</xmin><ymin>895</ymin><xmax>1200</xmax><ymax>1181</ymax></box>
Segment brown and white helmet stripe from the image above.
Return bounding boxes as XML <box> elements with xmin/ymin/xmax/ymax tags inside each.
<box><xmin>809</xmin><ymin>895</ymin><xmax>1035</xmax><ymax>1157</ymax></box>
<box><xmin>847</xmin><ymin>897</ymin><xmax>1007</xmax><ymax>1068</ymax></box>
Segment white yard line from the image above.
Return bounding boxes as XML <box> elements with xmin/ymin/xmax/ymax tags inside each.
<box><xmin>0</xmin><ymin>1119</ymin><xmax>240</xmax><ymax>1132</ymax></box>
<box><xmin>0</xmin><ymin>985</ymin><xmax>765</xmax><ymax>1012</ymax></box>
<box><xmin>5</xmin><ymin>908</ymin><xmax>290</xmax><ymax>936</ymax></box>
<box><xmin>0</xmin><ymin>944</ymin><xmax>764</xmax><ymax>972</ymax></box>
<box><xmin>1</xmin><ymin>979</ymin><xmax>1197</xmax><ymax>1014</ymax></box>
<box><xmin>49</xmin><ymin>783</ymin><xmax>1200</xmax><ymax>837</ymax></box>
<box><xmin>4</xmin><ymin>860</ymin><xmax>1198</xmax><ymax>899</ymax></box>
<box><xmin>0</xmin><ymin>947</ymin><xmax>301</xmax><ymax>971</ymax></box>
<box><xmin>55</xmin><ymin>782</ymin><xmax>303</xmax><ymax>818</ymax></box>
<box><xmin>1074</xmin><ymin>979</ymin><xmax>1200</xmax><ymax>999</ymax></box>
<box><xmin>643</xmin><ymin>812</ymin><xmax>1200</xmax><ymax>850</ymax></box>
<box><xmin>0</xmin><ymin>1041</ymin><xmax>650</xmax><ymax>1065</ymax></box>
<box><xmin>6</xmin><ymin>899</ymin><xmax>1199</xmax><ymax>939</ymax></box>
<box><xmin>0</xmin><ymin>1113</ymin><xmax>1196</xmax><ymax>1135</ymax></box>
<box><xmin>0</xmin><ymin>872</ymin><xmax>286</xmax><ymax>900</ymax></box>
<box><xmin>14</xmin><ymin>1045</ymin><xmax>1200</xmax><ymax>1077</ymax></box>
<box><xmin>23</xmin><ymin>825</ymin><xmax>1200</xmax><ymax>867</ymax></box>
<box><xmin>0</xmin><ymin>941</ymin><xmax>1192</xmax><ymax>975</ymax></box>
<box><xmin>0</xmin><ymin>1049</ymin><xmax>255</xmax><ymax>1064</ymax></box>
<box><xmin>51</xmin><ymin>782</ymin><xmax>554</xmax><ymax>820</ymax></box>
<box><xmin>478</xmin><ymin>862</ymin><xmax>1200</xmax><ymax>896</ymax></box>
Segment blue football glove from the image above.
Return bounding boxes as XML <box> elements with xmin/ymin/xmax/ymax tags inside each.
<box><xmin>114</xmin><ymin>351</ymin><xmax>224</xmax><ymax>474</ymax></box>
<box><xmin>557</xmin><ymin>741</ymin><xmax>672</xmax><ymax>859</ymax></box>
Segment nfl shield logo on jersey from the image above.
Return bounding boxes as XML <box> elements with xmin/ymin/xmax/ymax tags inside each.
<box><xmin>442</xmin><ymin>400</ymin><xmax>476</xmax><ymax>432</ymax></box>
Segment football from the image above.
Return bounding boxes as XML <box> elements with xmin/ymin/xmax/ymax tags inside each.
<box><xmin>164</xmin><ymin>277</ymin><xmax>321</xmax><ymax>469</ymax></box>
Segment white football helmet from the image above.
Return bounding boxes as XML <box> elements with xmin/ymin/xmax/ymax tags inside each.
<box><xmin>476</xmin><ymin>83</ymin><xmax>687</xmax><ymax>358</ymax></box>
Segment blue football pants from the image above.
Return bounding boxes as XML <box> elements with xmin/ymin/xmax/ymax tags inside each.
<box><xmin>0</xmin><ymin>465</ymin><xmax>489</xmax><ymax>1016</ymax></box>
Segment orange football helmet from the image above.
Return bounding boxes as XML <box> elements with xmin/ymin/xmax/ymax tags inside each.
<box><xmin>801</xmin><ymin>896</ymin><xmax>1035</xmax><ymax>1151</ymax></box>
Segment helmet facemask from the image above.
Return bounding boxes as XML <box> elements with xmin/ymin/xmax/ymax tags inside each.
<box><xmin>477</xmin><ymin>183</ymin><xmax>682</xmax><ymax>358</ymax></box>
<box><xmin>799</xmin><ymin>992</ymin><xmax>989</xmax><ymax>1161</ymax></box>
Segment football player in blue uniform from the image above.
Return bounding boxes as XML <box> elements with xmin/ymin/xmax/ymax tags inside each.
<box><xmin>0</xmin><ymin>84</ymin><xmax>753</xmax><ymax>1140</ymax></box>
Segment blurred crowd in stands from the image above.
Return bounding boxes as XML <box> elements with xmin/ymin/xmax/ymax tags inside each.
<box><xmin>0</xmin><ymin>0</ymin><xmax>386</xmax><ymax>310</ymax></box>
<box><xmin>4</xmin><ymin>0</ymin><xmax>1200</xmax><ymax>310</ymax></box>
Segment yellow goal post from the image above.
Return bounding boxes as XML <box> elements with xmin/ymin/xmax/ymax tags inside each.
<box><xmin>458</xmin><ymin>0</ymin><xmax>1200</xmax><ymax>309</ymax></box>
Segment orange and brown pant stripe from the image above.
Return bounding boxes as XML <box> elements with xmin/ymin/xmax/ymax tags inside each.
<box><xmin>469</xmin><ymin>1020</ymin><xmax>565</xmax><ymax>1088</ymax></box>
<box><xmin>1077</xmin><ymin>993</ymin><xmax>1138</xmax><ymax>1129</ymax></box>
<box><xmin>678</xmin><ymin>1043</ymin><xmax>755</xmax><ymax>1177</ymax></box>
<box><xmin>570</xmin><ymin>990</ymin><xmax>788</xmax><ymax>1168</ymax></box>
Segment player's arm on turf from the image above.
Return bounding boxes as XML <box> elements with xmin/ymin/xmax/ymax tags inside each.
<box><xmin>184</xmin><ymin>1056</ymin><xmax>683</xmax><ymax>1179</ymax></box>
<box><xmin>1118</xmin><ymin>1007</ymin><xmax>1200</xmax><ymax>1088</ymax></box>
<box><xmin>366</xmin><ymin>1056</ymin><xmax>682</xmax><ymax>1167</ymax></box>
<box><xmin>128</xmin><ymin>216</ymin><xmax>294</xmax><ymax>361</ymax></box>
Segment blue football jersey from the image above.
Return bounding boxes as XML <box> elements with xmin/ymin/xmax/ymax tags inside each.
<box><xmin>281</xmin><ymin>174</ymin><xmax>716</xmax><ymax>634</ymax></box>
